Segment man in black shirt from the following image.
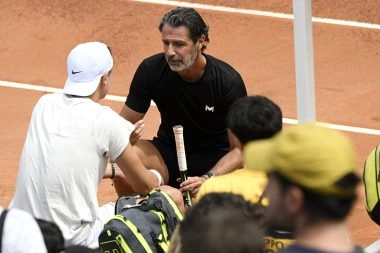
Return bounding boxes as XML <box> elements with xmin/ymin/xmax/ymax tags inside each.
<box><xmin>115</xmin><ymin>7</ymin><xmax>247</xmax><ymax>198</ymax></box>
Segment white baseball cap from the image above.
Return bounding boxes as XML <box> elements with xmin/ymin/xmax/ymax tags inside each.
<box><xmin>63</xmin><ymin>41</ymin><xmax>113</xmax><ymax>96</ymax></box>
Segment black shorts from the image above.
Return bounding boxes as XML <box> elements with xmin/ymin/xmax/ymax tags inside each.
<box><xmin>151</xmin><ymin>137</ymin><xmax>228</xmax><ymax>188</ymax></box>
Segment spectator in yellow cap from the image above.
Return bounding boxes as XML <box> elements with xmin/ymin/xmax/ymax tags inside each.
<box><xmin>244</xmin><ymin>123</ymin><xmax>363</xmax><ymax>253</ymax></box>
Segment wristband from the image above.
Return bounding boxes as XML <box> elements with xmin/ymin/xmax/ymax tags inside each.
<box><xmin>202</xmin><ymin>171</ymin><xmax>216</xmax><ymax>179</ymax></box>
<box><xmin>111</xmin><ymin>163</ymin><xmax>116</xmax><ymax>180</ymax></box>
<box><xmin>149</xmin><ymin>169</ymin><xmax>163</xmax><ymax>186</ymax></box>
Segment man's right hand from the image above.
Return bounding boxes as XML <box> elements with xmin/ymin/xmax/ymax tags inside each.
<box><xmin>129</xmin><ymin>120</ymin><xmax>145</xmax><ymax>145</ymax></box>
<box><xmin>178</xmin><ymin>176</ymin><xmax>207</xmax><ymax>198</ymax></box>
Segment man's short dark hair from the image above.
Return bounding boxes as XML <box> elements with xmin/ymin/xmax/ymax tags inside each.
<box><xmin>36</xmin><ymin>218</ymin><xmax>65</xmax><ymax>253</ymax></box>
<box><xmin>159</xmin><ymin>7</ymin><xmax>210</xmax><ymax>50</ymax></box>
<box><xmin>227</xmin><ymin>95</ymin><xmax>283</xmax><ymax>144</ymax></box>
<box><xmin>180</xmin><ymin>193</ymin><xmax>266</xmax><ymax>253</ymax></box>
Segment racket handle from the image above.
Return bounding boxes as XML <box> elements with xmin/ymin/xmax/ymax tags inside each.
<box><xmin>180</xmin><ymin>171</ymin><xmax>193</xmax><ymax>207</ymax></box>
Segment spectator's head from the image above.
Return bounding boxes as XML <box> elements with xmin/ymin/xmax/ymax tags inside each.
<box><xmin>180</xmin><ymin>193</ymin><xmax>266</xmax><ymax>253</ymax></box>
<box><xmin>63</xmin><ymin>41</ymin><xmax>113</xmax><ymax>97</ymax></box>
<box><xmin>36</xmin><ymin>218</ymin><xmax>65</xmax><ymax>253</ymax></box>
<box><xmin>226</xmin><ymin>95</ymin><xmax>282</xmax><ymax>149</ymax></box>
<box><xmin>159</xmin><ymin>7</ymin><xmax>209</xmax><ymax>51</ymax></box>
<box><xmin>244</xmin><ymin>123</ymin><xmax>360</xmax><ymax>230</ymax></box>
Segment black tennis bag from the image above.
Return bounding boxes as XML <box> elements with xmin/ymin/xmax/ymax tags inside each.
<box><xmin>98</xmin><ymin>188</ymin><xmax>183</xmax><ymax>253</ymax></box>
<box><xmin>363</xmin><ymin>144</ymin><xmax>380</xmax><ymax>225</ymax></box>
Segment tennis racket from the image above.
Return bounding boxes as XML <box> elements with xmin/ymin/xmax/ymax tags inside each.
<box><xmin>173</xmin><ymin>125</ymin><xmax>192</xmax><ymax>207</ymax></box>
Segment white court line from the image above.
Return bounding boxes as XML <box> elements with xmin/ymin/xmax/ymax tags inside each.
<box><xmin>130</xmin><ymin>0</ymin><xmax>380</xmax><ymax>30</ymax></box>
<box><xmin>1</xmin><ymin>80</ymin><xmax>380</xmax><ymax>136</ymax></box>
<box><xmin>0</xmin><ymin>80</ymin><xmax>126</xmax><ymax>102</ymax></box>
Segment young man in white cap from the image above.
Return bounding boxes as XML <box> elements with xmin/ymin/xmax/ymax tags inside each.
<box><xmin>9</xmin><ymin>41</ymin><xmax>178</xmax><ymax>246</ymax></box>
<box><xmin>244</xmin><ymin>123</ymin><xmax>364</xmax><ymax>253</ymax></box>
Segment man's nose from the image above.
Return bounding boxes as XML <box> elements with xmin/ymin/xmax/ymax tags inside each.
<box><xmin>165</xmin><ymin>44</ymin><xmax>176</xmax><ymax>56</ymax></box>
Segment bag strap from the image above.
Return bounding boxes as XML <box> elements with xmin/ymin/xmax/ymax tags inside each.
<box><xmin>140</xmin><ymin>189</ymin><xmax>183</xmax><ymax>237</ymax></box>
<box><xmin>0</xmin><ymin>209</ymin><xmax>9</xmax><ymax>253</ymax></box>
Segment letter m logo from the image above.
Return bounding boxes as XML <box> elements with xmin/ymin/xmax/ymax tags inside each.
<box><xmin>205</xmin><ymin>105</ymin><xmax>214</xmax><ymax>112</ymax></box>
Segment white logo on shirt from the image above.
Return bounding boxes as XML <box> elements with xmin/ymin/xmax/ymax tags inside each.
<box><xmin>205</xmin><ymin>105</ymin><xmax>214</xmax><ymax>112</ymax></box>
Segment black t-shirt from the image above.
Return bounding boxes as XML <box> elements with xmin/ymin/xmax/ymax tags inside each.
<box><xmin>126</xmin><ymin>53</ymin><xmax>247</xmax><ymax>153</ymax></box>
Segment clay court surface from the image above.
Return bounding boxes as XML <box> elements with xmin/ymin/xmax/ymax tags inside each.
<box><xmin>1</xmin><ymin>0</ymin><xmax>380</xmax><ymax>248</ymax></box>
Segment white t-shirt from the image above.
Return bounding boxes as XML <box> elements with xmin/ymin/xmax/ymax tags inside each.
<box><xmin>0</xmin><ymin>207</ymin><xmax>47</xmax><ymax>253</ymax></box>
<box><xmin>10</xmin><ymin>93</ymin><xmax>134</xmax><ymax>245</ymax></box>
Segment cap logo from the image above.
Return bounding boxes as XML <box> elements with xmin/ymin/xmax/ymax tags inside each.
<box><xmin>64</xmin><ymin>41</ymin><xmax>113</xmax><ymax>96</ymax></box>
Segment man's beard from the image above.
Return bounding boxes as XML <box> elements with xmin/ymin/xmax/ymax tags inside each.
<box><xmin>166</xmin><ymin>46</ymin><xmax>198</xmax><ymax>72</ymax></box>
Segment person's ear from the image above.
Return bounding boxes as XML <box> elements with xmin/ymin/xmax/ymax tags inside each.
<box><xmin>101</xmin><ymin>75</ymin><xmax>109</xmax><ymax>86</ymax></box>
<box><xmin>198</xmin><ymin>42</ymin><xmax>203</xmax><ymax>50</ymax></box>
<box><xmin>198</xmin><ymin>35</ymin><xmax>206</xmax><ymax>49</ymax></box>
<box><xmin>285</xmin><ymin>186</ymin><xmax>304</xmax><ymax>214</ymax></box>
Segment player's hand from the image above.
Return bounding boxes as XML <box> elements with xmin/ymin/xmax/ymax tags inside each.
<box><xmin>129</xmin><ymin>120</ymin><xmax>145</xmax><ymax>145</ymax></box>
<box><xmin>177</xmin><ymin>176</ymin><xmax>206</xmax><ymax>198</ymax></box>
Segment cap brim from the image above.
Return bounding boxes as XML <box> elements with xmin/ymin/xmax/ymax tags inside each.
<box><xmin>63</xmin><ymin>77</ymin><xmax>101</xmax><ymax>96</ymax></box>
<box><xmin>244</xmin><ymin>139</ymin><xmax>275</xmax><ymax>172</ymax></box>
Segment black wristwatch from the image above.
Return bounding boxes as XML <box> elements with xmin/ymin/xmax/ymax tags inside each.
<box><xmin>203</xmin><ymin>171</ymin><xmax>216</xmax><ymax>179</ymax></box>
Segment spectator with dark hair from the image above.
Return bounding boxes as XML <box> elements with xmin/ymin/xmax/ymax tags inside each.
<box><xmin>244</xmin><ymin>123</ymin><xmax>364</xmax><ymax>253</ymax></box>
<box><xmin>196</xmin><ymin>95</ymin><xmax>282</xmax><ymax>204</ymax></box>
<box><xmin>36</xmin><ymin>218</ymin><xmax>65</xmax><ymax>253</ymax></box>
<box><xmin>195</xmin><ymin>95</ymin><xmax>294</xmax><ymax>252</ymax></box>
<box><xmin>179</xmin><ymin>193</ymin><xmax>266</xmax><ymax>253</ymax></box>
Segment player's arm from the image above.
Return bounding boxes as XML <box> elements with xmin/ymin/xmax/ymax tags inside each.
<box><xmin>115</xmin><ymin>143</ymin><xmax>163</xmax><ymax>196</ymax></box>
<box><xmin>207</xmin><ymin>147</ymin><xmax>242</xmax><ymax>175</ymax></box>
<box><xmin>120</xmin><ymin>105</ymin><xmax>146</xmax><ymax>144</ymax></box>
<box><xmin>120</xmin><ymin>104</ymin><xmax>145</xmax><ymax>124</ymax></box>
